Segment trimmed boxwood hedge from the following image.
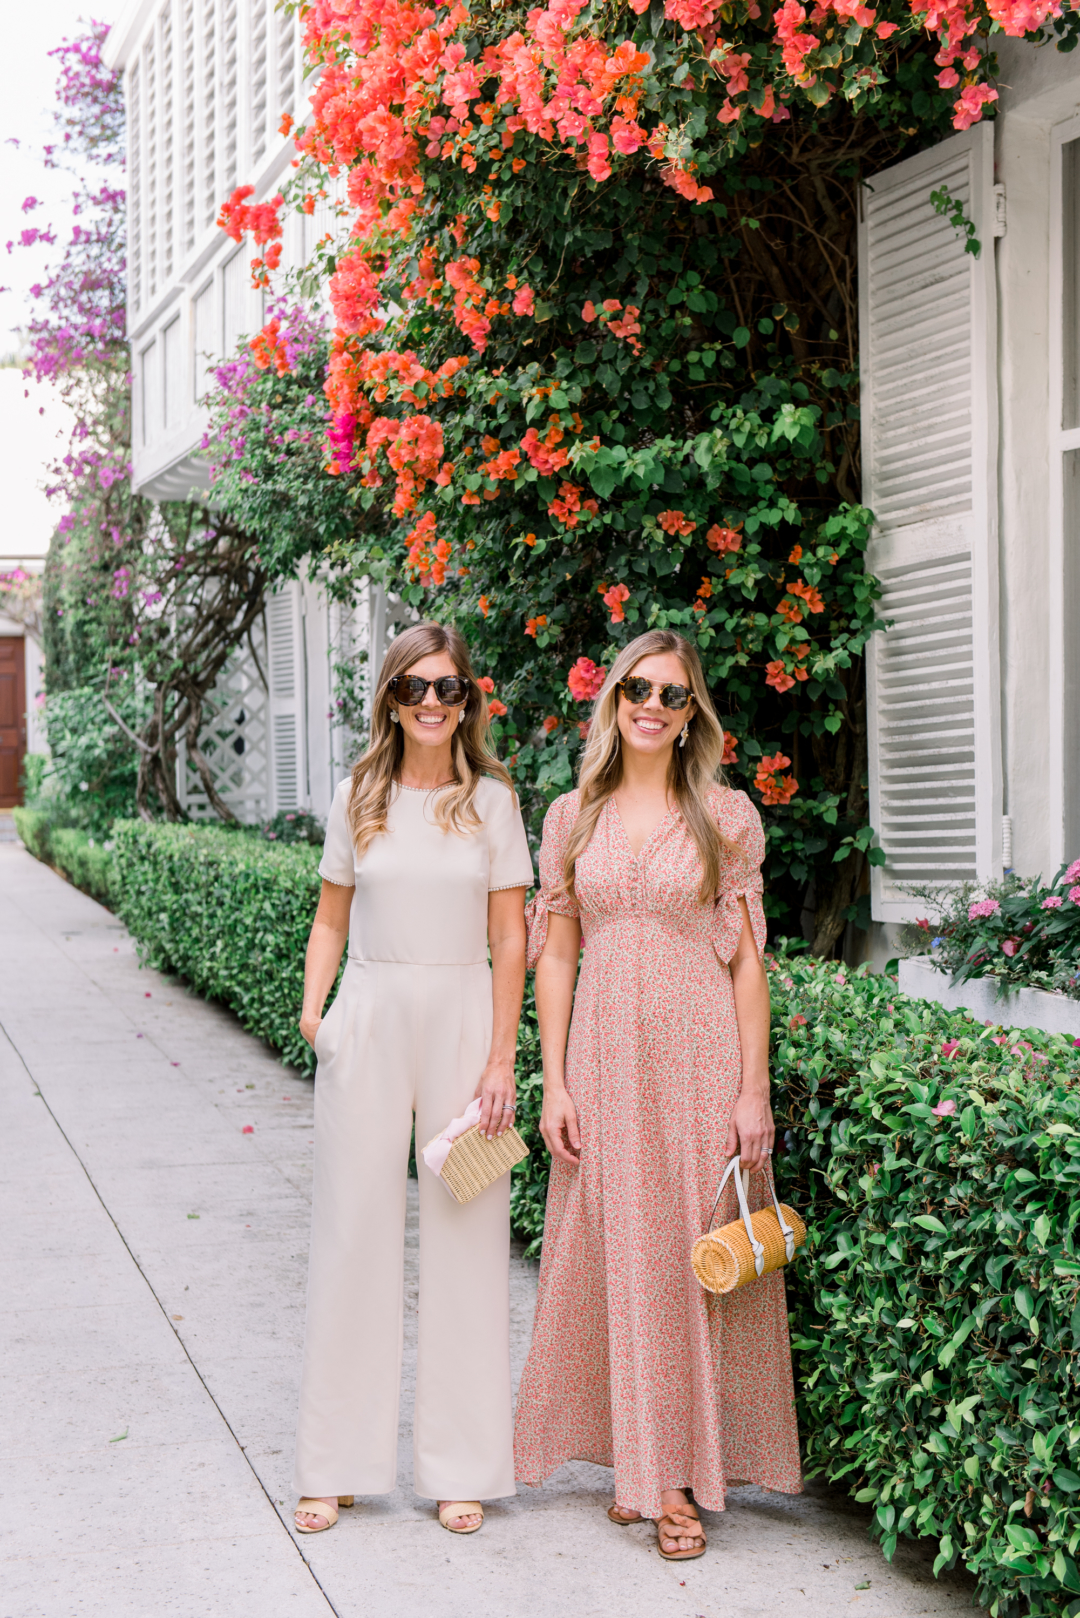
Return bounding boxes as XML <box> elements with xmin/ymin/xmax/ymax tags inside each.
<box><xmin>770</xmin><ymin>955</ymin><xmax>1080</xmax><ymax>1617</ymax></box>
<box><xmin>13</xmin><ymin>806</ymin><xmax>116</xmax><ymax>906</ymax></box>
<box><xmin>112</xmin><ymin>819</ymin><xmax>329</xmax><ymax>1075</ymax></box>
<box><xmin>49</xmin><ymin>820</ymin><xmax>1080</xmax><ymax>1613</ymax></box>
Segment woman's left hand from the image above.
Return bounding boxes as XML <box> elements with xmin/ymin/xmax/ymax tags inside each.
<box><xmin>474</xmin><ymin>1055</ymin><xmax>517</xmax><ymax>1139</ymax></box>
<box><xmin>725</xmin><ymin>1086</ymin><xmax>775</xmax><ymax>1173</ymax></box>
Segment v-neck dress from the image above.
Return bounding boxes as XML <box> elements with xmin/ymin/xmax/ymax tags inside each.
<box><xmin>512</xmin><ymin>786</ymin><xmax>801</xmax><ymax>1517</ymax></box>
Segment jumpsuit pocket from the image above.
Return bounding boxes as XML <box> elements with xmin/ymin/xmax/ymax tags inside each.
<box><xmin>314</xmin><ymin>994</ymin><xmax>344</xmax><ymax>1065</ymax></box>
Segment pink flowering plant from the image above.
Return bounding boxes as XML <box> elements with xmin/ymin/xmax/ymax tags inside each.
<box><xmin>900</xmin><ymin>862</ymin><xmax>1080</xmax><ymax>999</ymax></box>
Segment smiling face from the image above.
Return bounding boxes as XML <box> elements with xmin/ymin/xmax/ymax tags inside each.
<box><xmin>616</xmin><ymin>651</ymin><xmax>695</xmax><ymax>761</ymax></box>
<box><xmin>389</xmin><ymin>649</ymin><xmax>466</xmax><ymax>755</ymax></box>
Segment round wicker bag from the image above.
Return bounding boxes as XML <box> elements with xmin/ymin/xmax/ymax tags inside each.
<box><xmin>692</xmin><ymin>1155</ymin><xmax>807</xmax><ymax>1295</ymax></box>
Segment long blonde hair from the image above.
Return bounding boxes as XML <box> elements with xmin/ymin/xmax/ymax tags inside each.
<box><xmin>561</xmin><ymin>630</ymin><xmax>732</xmax><ymax>905</ymax></box>
<box><xmin>347</xmin><ymin>621</ymin><xmax>513</xmax><ymax>861</ymax></box>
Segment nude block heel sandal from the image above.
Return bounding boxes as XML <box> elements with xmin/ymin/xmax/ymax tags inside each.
<box><xmin>438</xmin><ymin>1501</ymin><xmax>484</xmax><ymax>1534</ymax></box>
<box><xmin>294</xmin><ymin>1496</ymin><xmax>354</xmax><ymax>1533</ymax></box>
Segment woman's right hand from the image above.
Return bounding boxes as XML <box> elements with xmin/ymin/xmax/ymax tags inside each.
<box><xmin>299</xmin><ymin>1013</ymin><xmax>322</xmax><ymax>1049</ymax></box>
<box><xmin>541</xmin><ymin>1084</ymin><xmax>582</xmax><ymax>1166</ymax></box>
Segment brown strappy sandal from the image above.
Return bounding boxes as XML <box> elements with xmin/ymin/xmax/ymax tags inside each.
<box><xmin>607</xmin><ymin>1503</ymin><xmax>643</xmax><ymax>1525</ymax></box>
<box><xmin>655</xmin><ymin>1498</ymin><xmax>706</xmax><ymax>1561</ymax></box>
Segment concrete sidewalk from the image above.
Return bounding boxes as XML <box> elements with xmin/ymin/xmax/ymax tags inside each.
<box><xmin>0</xmin><ymin>842</ymin><xmax>984</xmax><ymax>1618</ymax></box>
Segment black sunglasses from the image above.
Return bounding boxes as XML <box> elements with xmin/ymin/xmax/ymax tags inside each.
<box><xmin>617</xmin><ymin>676</ymin><xmax>693</xmax><ymax>711</ymax></box>
<box><xmin>388</xmin><ymin>674</ymin><xmax>469</xmax><ymax>707</ymax></box>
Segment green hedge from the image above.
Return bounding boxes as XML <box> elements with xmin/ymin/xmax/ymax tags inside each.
<box><xmin>14</xmin><ymin>806</ymin><xmax>116</xmax><ymax>906</ymax></box>
<box><xmin>112</xmin><ymin>820</ymin><xmax>327</xmax><ymax>1075</ymax></box>
<box><xmin>771</xmin><ymin>955</ymin><xmax>1080</xmax><ymax>1618</ymax></box>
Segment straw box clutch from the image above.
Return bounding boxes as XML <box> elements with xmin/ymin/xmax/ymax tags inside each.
<box><xmin>425</xmin><ymin>1123</ymin><xmax>530</xmax><ymax>1205</ymax></box>
<box><xmin>691</xmin><ymin>1154</ymin><xmax>807</xmax><ymax>1295</ymax></box>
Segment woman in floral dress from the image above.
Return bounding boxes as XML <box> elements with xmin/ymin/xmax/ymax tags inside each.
<box><xmin>514</xmin><ymin>630</ymin><xmax>800</xmax><ymax>1560</ymax></box>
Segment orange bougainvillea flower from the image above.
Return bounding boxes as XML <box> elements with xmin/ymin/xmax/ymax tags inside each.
<box><xmin>478</xmin><ymin>595</ymin><xmax>490</xmax><ymax>618</ymax></box>
<box><xmin>721</xmin><ymin>730</ymin><xmax>739</xmax><ymax>764</ymax></box>
<box><xmin>765</xmin><ymin>660</ymin><xmax>796</xmax><ymax>692</ymax></box>
<box><xmin>525</xmin><ymin>614</ymin><xmax>548</xmax><ymax>638</ymax></box>
<box><xmin>755</xmin><ymin>753</ymin><xmax>799</xmax><ymax>806</ymax></box>
<box><xmin>787</xmin><ymin>544</ymin><xmax>803</xmax><ymax>564</ymax></box>
<box><xmin>776</xmin><ymin>598</ymin><xmax>803</xmax><ymax>625</ymax></box>
<box><xmin>706</xmin><ymin>523</ymin><xmax>743</xmax><ymax>554</ymax></box>
<box><xmin>542</xmin><ymin>715</ymin><xmax>560</xmax><ymax>733</ymax></box>
<box><xmin>477</xmin><ymin>676</ymin><xmax>495</xmax><ymax>693</ymax></box>
<box><xmin>788</xmin><ymin>580</ymin><xmax>825</xmax><ymax>613</ymax></box>
<box><xmin>488</xmin><ymin>698</ymin><xmax>508</xmax><ymax>717</ymax></box>
<box><xmin>599</xmin><ymin>581</ymin><xmax>630</xmax><ymax>623</ymax></box>
<box><xmin>278</xmin><ymin>112</ymin><xmax>294</xmax><ymax>137</ymax></box>
<box><xmin>658</xmin><ymin>509</ymin><xmax>697</xmax><ymax>536</ymax></box>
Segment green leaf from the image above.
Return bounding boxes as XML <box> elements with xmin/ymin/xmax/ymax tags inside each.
<box><xmin>913</xmin><ymin>1215</ymin><xmax>948</xmax><ymax>1234</ymax></box>
<box><xmin>1055</xmin><ymin>1468</ymin><xmax>1080</xmax><ymax>1492</ymax></box>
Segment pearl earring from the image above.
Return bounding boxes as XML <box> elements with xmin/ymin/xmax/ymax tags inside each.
<box><xmin>390</xmin><ymin>710</ymin><xmax>399</xmax><ymax>724</ymax></box>
<box><xmin>680</xmin><ymin>725</ymin><xmax>689</xmax><ymax>748</ymax></box>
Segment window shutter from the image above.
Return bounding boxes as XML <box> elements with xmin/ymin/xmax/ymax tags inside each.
<box><xmin>266</xmin><ymin>583</ymin><xmax>306</xmax><ymax>812</ymax></box>
<box><xmin>859</xmin><ymin>123</ymin><xmax>1001</xmax><ymax>922</ymax></box>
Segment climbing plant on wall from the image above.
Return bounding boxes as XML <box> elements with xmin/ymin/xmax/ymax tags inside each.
<box><xmin>219</xmin><ymin>0</ymin><xmax>1077</xmax><ymax>946</ymax></box>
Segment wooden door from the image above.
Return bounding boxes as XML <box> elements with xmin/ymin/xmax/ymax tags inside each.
<box><xmin>0</xmin><ymin>637</ymin><xmax>26</xmax><ymax>808</ymax></box>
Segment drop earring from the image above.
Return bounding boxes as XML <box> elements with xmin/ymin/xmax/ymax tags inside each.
<box><xmin>390</xmin><ymin>710</ymin><xmax>399</xmax><ymax>724</ymax></box>
<box><xmin>679</xmin><ymin>725</ymin><xmax>689</xmax><ymax>748</ymax></box>
<box><xmin>458</xmin><ymin>709</ymin><xmax>465</xmax><ymax>725</ymax></box>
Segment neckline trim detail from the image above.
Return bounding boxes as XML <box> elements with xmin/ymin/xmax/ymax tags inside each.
<box><xmin>395</xmin><ymin>780</ymin><xmax>455</xmax><ymax>793</ymax></box>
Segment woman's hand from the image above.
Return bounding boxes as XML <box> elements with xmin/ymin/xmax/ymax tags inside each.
<box><xmin>474</xmin><ymin>1054</ymin><xmax>517</xmax><ymax>1139</ymax></box>
<box><xmin>541</xmin><ymin>1084</ymin><xmax>581</xmax><ymax>1167</ymax></box>
<box><xmin>725</xmin><ymin>1086</ymin><xmax>775</xmax><ymax>1173</ymax></box>
<box><xmin>299</xmin><ymin>1013</ymin><xmax>322</xmax><ymax>1050</ymax></box>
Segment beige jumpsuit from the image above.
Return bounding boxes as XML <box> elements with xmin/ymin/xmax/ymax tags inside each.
<box><xmin>293</xmin><ymin>776</ymin><xmax>534</xmax><ymax>1501</ymax></box>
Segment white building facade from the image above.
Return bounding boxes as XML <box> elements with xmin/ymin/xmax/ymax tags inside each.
<box><xmin>859</xmin><ymin>41</ymin><xmax>1080</xmax><ymax>945</ymax></box>
<box><xmin>103</xmin><ymin>0</ymin><xmax>387</xmax><ymax>828</ymax></box>
<box><xmin>107</xmin><ymin>4</ymin><xmax>1079</xmax><ymax>920</ymax></box>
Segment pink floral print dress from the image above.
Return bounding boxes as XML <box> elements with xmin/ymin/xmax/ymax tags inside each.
<box><xmin>513</xmin><ymin>786</ymin><xmax>801</xmax><ymax>1518</ymax></box>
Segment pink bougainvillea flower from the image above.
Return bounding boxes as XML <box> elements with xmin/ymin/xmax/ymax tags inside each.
<box><xmin>789</xmin><ymin>1013</ymin><xmax>808</xmax><ymax>1029</ymax></box>
<box><xmin>567</xmin><ymin>656</ymin><xmax>606</xmax><ymax>701</ymax></box>
<box><xmin>931</xmin><ymin>1097</ymin><xmax>957</xmax><ymax>1117</ymax></box>
<box><xmin>968</xmin><ymin>898</ymin><xmax>1000</xmax><ymax>920</ymax></box>
<box><xmin>242</xmin><ymin>1125</ymin><xmax>254</xmax><ymax>1134</ymax></box>
<box><xmin>940</xmin><ymin>1040</ymin><xmax>961</xmax><ymax>1059</ymax></box>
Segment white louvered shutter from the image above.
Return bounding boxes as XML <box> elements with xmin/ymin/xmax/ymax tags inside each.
<box><xmin>266</xmin><ymin>583</ymin><xmax>306</xmax><ymax>812</ymax></box>
<box><xmin>859</xmin><ymin>123</ymin><xmax>1002</xmax><ymax>922</ymax></box>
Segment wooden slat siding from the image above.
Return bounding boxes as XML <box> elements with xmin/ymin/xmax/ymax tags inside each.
<box><xmin>859</xmin><ymin>124</ymin><xmax>1002</xmax><ymax>921</ymax></box>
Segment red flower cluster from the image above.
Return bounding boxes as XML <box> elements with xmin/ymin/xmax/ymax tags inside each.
<box><xmin>567</xmin><ymin>656</ymin><xmax>607</xmax><ymax>700</ymax></box>
<box><xmin>599</xmin><ymin>581</ymin><xmax>630</xmax><ymax>623</ymax></box>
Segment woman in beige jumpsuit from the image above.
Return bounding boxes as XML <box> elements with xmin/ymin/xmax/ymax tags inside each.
<box><xmin>293</xmin><ymin>621</ymin><xmax>533</xmax><ymax>1536</ymax></box>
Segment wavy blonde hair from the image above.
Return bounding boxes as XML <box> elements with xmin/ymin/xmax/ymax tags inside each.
<box><xmin>561</xmin><ymin>630</ymin><xmax>732</xmax><ymax>905</ymax></box>
<box><xmin>347</xmin><ymin>621</ymin><xmax>513</xmax><ymax>861</ymax></box>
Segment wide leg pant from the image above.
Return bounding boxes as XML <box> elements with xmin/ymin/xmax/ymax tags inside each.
<box><xmin>293</xmin><ymin>957</ymin><xmax>515</xmax><ymax>1500</ymax></box>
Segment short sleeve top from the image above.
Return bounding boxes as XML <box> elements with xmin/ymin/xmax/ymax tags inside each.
<box><xmin>524</xmin><ymin>785</ymin><xmax>766</xmax><ymax>968</ymax></box>
<box><xmin>319</xmin><ymin>774</ymin><xmax>534</xmax><ymax>965</ymax></box>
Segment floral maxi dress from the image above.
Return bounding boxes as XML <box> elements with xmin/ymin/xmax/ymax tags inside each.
<box><xmin>513</xmin><ymin>786</ymin><xmax>802</xmax><ymax>1519</ymax></box>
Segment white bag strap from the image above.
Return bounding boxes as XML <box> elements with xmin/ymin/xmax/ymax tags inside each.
<box><xmin>704</xmin><ymin>1155</ymin><xmax>796</xmax><ymax>1277</ymax></box>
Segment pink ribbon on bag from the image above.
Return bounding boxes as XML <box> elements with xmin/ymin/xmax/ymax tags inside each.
<box><xmin>421</xmin><ymin>1097</ymin><xmax>483</xmax><ymax>1176</ymax></box>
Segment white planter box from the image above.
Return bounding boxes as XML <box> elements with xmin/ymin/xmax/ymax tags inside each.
<box><xmin>899</xmin><ymin>956</ymin><xmax>1080</xmax><ymax>1040</ymax></box>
